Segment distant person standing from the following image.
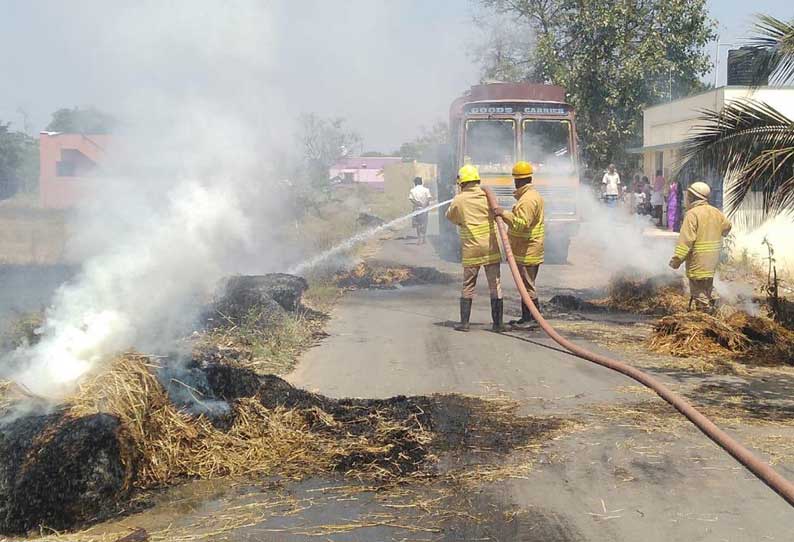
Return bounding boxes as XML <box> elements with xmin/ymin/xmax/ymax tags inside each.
<box><xmin>667</xmin><ymin>178</ymin><xmax>681</xmax><ymax>232</ymax></box>
<box><xmin>408</xmin><ymin>176</ymin><xmax>433</xmax><ymax>245</ymax></box>
<box><xmin>651</xmin><ymin>170</ymin><xmax>665</xmax><ymax>226</ymax></box>
<box><xmin>445</xmin><ymin>165</ymin><xmax>504</xmax><ymax>332</ymax></box>
<box><xmin>669</xmin><ymin>182</ymin><xmax>732</xmax><ymax>313</ymax></box>
<box><xmin>601</xmin><ymin>164</ymin><xmax>621</xmax><ymax>207</ymax></box>
<box><xmin>494</xmin><ymin>161</ymin><xmax>544</xmax><ymax>328</ymax></box>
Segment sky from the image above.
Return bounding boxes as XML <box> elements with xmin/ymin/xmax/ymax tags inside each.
<box><xmin>0</xmin><ymin>0</ymin><xmax>790</xmax><ymax>152</ymax></box>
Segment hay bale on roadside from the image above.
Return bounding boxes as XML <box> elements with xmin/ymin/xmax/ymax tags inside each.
<box><xmin>203</xmin><ymin>274</ymin><xmax>308</xmax><ymax>329</ymax></box>
<box><xmin>0</xmin><ymin>412</ymin><xmax>128</xmax><ymax>534</ymax></box>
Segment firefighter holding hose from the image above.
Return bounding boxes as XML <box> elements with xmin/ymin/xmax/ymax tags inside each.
<box><xmin>494</xmin><ymin>161</ymin><xmax>544</xmax><ymax>327</ymax></box>
<box><xmin>445</xmin><ymin>164</ymin><xmax>505</xmax><ymax>332</ymax></box>
<box><xmin>668</xmin><ymin>181</ymin><xmax>732</xmax><ymax>312</ymax></box>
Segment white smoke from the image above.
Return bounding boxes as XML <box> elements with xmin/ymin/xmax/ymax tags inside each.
<box><xmin>730</xmin><ymin>214</ymin><xmax>794</xmax><ymax>280</ymax></box>
<box><xmin>3</xmin><ymin>3</ymin><xmax>279</xmax><ymax>398</ymax></box>
<box><xmin>575</xmin><ymin>190</ymin><xmax>676</xmax><ymax>276</ymax></box>
<box><xmin>1</xmin><ymin>1</ymin><xmax>480</xmax><ymax>399</ymax></box>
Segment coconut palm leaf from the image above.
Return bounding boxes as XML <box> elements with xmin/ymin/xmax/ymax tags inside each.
<box><xmin>679</xmin><ymin>99</ymin><xmax>794</xmax><ymax>220</ymax></box>
<box><xmin>746</xmin><ymin>15</ymin><xmax>794</xmax><ymax>86</ymax></box>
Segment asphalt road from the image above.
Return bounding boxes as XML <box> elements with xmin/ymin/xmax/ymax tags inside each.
<box><xmin>287</xmin><ymin>212</ymin><xmax>794</xmax><ymax>541</ymax></box>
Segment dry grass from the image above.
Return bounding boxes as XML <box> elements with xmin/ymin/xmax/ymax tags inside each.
<box><xmin>0</xmin><ymin>311</ymin><xmax>43</xmax><ymax>351</ymax></box>
<box><xmin>593</xmin><ymin>271</ymin><xmax>688</xmax><ymax>316</ymax></box>
<box><xmin>192</xmin><ymin>312</ymin><xmax>324</xmax><ymax>376</ymax></box>
<box><xmin>67</xmin><ymin>354</ymin><xmax>432</xmax><ymax>489</ymax></box>
<box><xmin>649</xmin><ymin>309</ymin><xmax>794</xmax><ymax>369</ymax></box>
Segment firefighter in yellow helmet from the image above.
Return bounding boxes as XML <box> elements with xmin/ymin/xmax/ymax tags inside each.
<box><xmin>494</xmin><ymin>161</ymin><xmax>544</xmax><ymax>327</ymax></box>
<box><xmin>445</xmin><ymin>164</ymin><xmax>504</xmax><ymax>332</ymax></box>
<box><xmin>669</xmin><ymin>181</ymin><xmax>732</xmax><ymax>312</ymax></box>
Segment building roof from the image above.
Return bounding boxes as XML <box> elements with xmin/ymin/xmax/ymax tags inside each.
<box><xmin>331</xmin><ymin>156</ymin><xmax>402</xmax><ymax>170</ymax></box>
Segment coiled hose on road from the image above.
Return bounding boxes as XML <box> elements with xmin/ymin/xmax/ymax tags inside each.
<box><xmin>483</xmin><ymin>187</ymin><xmax>794</xmax><ymax>508</ymax></box>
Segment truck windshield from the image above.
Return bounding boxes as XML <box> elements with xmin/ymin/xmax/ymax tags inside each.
<box><xmin>522</xmin><ymin>119</ymin><xmax>572</xmax><ymax>171</ymax></box>
<box><xmin>464</xmin><ymin>119</ymin><xmax>515</xmax><ymax>174</ymax></box>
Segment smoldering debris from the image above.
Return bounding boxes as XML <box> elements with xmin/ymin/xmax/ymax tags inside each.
<box><xmin>595</xmin><ymin>271</ymin><xmax>688</xmax><ymax>315</ymax></box>
<box><xmin>545</xmin><ymin>271</ymin><xmax>687</xmax><ymax>317</ymax></box>
<box><xmin>202</xmin><ymin>274</ymin><xmax>309</xmax><ymax>329</ymax></box>
<box><xmin>0</xmin><ymin>354</ymin><xmax>567</xmax><ymax>535</ymax></box>
<box><xmin>649</xmin><ymin>310</ymin><xmax>794</xmax><ymax>366</ymax></box>
<box><xmin>335</xmin><ymin>262</ymin><xmax>453</xmax><ymax>290</ymax></box>
<box><xmin>0</xmin><ymin>273</ymin><xmax>566</xmax><ymax>535</ymax></box>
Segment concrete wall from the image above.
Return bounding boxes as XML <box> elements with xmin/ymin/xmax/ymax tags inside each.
<box><xmin>39</xmin><ymin>133</ymin><xmax>110</xmax><ymax>209</ymax></box>
<box><xmin>382</xmin><ymin>161</ymin><xmax>438</xmax><ymax>205</ymax></box>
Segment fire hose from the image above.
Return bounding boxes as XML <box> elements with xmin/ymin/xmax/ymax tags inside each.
<box><xmin>483</xmin><ymin>187</ymin><xmax>794</xmax><ymax>508</ymax></box>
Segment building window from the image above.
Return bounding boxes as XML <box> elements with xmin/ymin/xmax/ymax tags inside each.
<box><xmin>56</xmin><ymin>160</ymin><xmax>77</xmax><ymax>177</ymax></box>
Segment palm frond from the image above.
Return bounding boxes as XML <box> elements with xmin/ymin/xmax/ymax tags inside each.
<box><xmin>745</xmin><ymin>14</ymin><xmax>794</xmax><ymax>86</ymax></box>
<box><xmin>678</xmin><ymin>99</ymin><xmax>794</xmax><ymax>220</ymax></box>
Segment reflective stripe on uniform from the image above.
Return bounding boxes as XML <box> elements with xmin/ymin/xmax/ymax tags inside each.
<box><xmin>509</xmin><ymin>223</ymin><xmax>545</xmax><ymax>240</ymax></box>
<box><xmin>459</xmin><ymin>222</ymin><xmax>495</xmax><ymax>240</ymax></box>
<box><xmin>515</xmin><ymin>254</ymin><xmax>544</xmax><ymax>265</ymax></box>
<box><xmin>693</xmin><ymin>241</ymin><xmax>722</xmax><ymax>253</ymax></box>
<box><xmin>687</xmin><ymin>269</ymin><xmax>715</xmax><ymax>279</ymax></box>
<box><xmin>511</xmin><ymin>215</ymin><xmax>528</xmax><ymax>231</ymax></box>
<box><xmin>462</xmin><ymin>253</ymin><xmax>502</xmax><ymax>266</ymax></box>
<box><xmin>674</xmin><ymin>244</ymin><xmax>690</xmax><ymax>258</ymax></box>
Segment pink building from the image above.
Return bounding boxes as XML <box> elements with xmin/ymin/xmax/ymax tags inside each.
<box><xmin>39</xmin><ymin>132</ymin><xmax>111</xmax><ymax>209</ymax></box>
<box><xmin>329</xmin><ymin>156</ymin><xmax>402</xmax><ymax>189</ymax></box>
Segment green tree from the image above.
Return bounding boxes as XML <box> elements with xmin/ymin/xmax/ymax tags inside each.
<box><xmin>478</xmin><ymin>0</ymin><xmax>716</xmax><ymax>170</ymax></box>
<box><xmin>296</xmin><ymin>113</ymin><xmax>362</xmax><ymax>189</ymax></box>
<box><xmin>0</xmin><ymin>123</ymin><xmax>39</xmax><ymax>196</ymax></box>
<box><xmin>398</xmin><ymin>121</ymin><xmax>449</xmax><ymax>162</ymax></box>
<box><xmin>679</xmin><ymin>16</ymin><xmax>794</xmax><ymax>221</ymax></box>
<box><xmin>46</xmin><ymin>106</ymin><xmax>117</xmax><ymax>134</ymax></box>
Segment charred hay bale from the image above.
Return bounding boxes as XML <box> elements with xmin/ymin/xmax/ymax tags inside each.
<box><xmin>203</xmin><ymin>363</ymin><xmax>263</xmax><ymax>400</ymax></box>
<box><xmin>256</xmin><ymin>374</ymin><xmax>327</xmax><ymax>410</ymax></box>
<box><xmin>204</xmin><ymin>274</ymin><xmax>308</xmax><ymax>329</ymax></box>
<box><xmin>226</xmin><ymin>274</ymin><xmax>308</xmax><ymax>312</ymax></box>
<box><xmin>0</xmin><ymin>412</ymin><xmax>127</xmax><ymax>534</ymax></box>
<box><xmin>548</xmin><ymin>294</ymin><xmax>600</xmax><ymax>312</ymax></box>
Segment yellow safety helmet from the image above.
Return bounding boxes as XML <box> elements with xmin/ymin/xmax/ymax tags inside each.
<box><xmin>512</xmin><ymin>161</ymin><xmax>534</xmax><ymax>179</ymax></box>
<box><xmin>457</xmin><ymin>164</ymin><xmax>480</xmax><ymax>184</ymax></box>
<box><xmin>688</xmin><ymin>181</ymin><xmax>711</xmax><ymax>200</ymax></box>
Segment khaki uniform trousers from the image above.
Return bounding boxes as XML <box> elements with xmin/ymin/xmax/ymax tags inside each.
<box><xmin>462</xmin><ymin>263</ymin><xmax>502</xmax><ymax>300</ymax></box>
<box><xmin>689</xmin><ymin>278</ymin><xmax>718</xmax><ymax>312</ymax></box>
<box><xmin>518</xmin><ymin>264</ymin><xmax>540</xmax><ymax>302</ymax></box>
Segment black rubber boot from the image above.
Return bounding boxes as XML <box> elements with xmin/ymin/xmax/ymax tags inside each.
<box><xmin>454</xmin><ymin>298</ymin><xmax>472</xmax><ymax>332</ymax></box>
<box><xmin>509</xmin><ymin>302</ymin><xmax>533</xmax><ymax>326</ymax></box>
<box><xmin>491</xmin><ymin>298</ymin><xmax>506</xmax><ymax>332</ymax></box>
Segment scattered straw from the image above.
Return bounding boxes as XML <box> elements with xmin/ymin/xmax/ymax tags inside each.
<box><xmin>67</xmin><ymin>354</ymin><xmax>430</xmax><ymax>488</ymax></box>
<box><xmin>593</xmin><ymin>272</ymin><xmax>688</xmax><ymax>315</ymax></box>
<box><xmin>649</xmin><ymin>309</ymin><xmax>794</xmax><ymax>368</ymax></box>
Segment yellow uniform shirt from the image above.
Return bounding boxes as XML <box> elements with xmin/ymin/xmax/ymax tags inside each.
<box><xmin>445</xmin><ymin>184</ymin><xmax>501</xmax><ymax>267</ymax></box>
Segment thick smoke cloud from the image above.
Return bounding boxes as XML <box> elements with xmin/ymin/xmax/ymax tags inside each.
<box><xmin>0</xmin><ymin>1</ymin><xmax>477</xmax><ymax>398</ymax></box>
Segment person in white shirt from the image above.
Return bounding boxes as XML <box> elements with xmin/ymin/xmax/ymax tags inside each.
<box><xmin>408</xmin><ymin>176</ymin><xmax>433</xmax><ymax>244</ymax></box>
<box><xmin>601</xmin><ymin>164</ymin><xmax>621</xmax><ymax>207</ymax></box>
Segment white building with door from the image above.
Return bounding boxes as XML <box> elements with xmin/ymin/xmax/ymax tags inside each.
<box><xmin>638</xmin><ymin>86</ymin><xmax>794</xmax><ymax>210</ymax></box>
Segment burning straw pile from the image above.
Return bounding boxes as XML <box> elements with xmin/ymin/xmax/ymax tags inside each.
<box><xmin>68</xmin><ymin>354</ymin><xmax>433</xmax><ymax>488</ymax></box>
<box><xmin>594</xmin><ymin>271</ymin><xmax>688</xmax><ymax>315</ymax></box>
<box><xmin>335</xmin><ymin>262</ymin><xmax>452</xmax><ymax>290</ymax></box>
<box><xmin>649</xmin><ymin>310</ymin><xmax>794</xmax><ymax>366</ymax></box>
